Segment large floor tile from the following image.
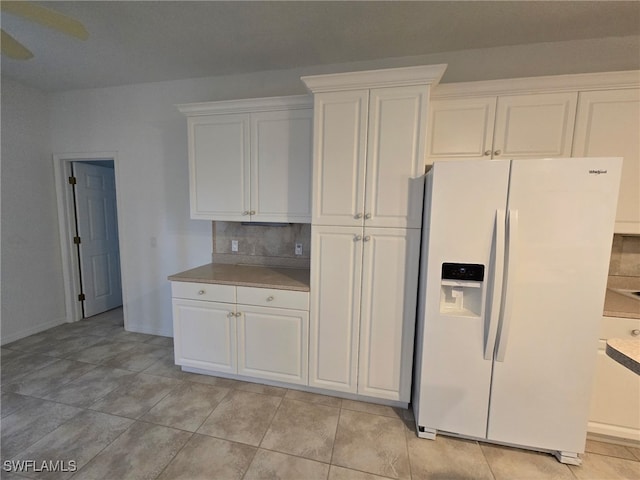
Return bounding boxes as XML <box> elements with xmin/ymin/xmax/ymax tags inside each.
<box><xmin>89</xmin><ymin>373</ymin><xmax>181</xmax><ymax>419</ymax></box>
<box><xmin>1</xmin><ymin>393</ymin><xmax>42</xmax><ymax>418</ymax></box>
<box><xmin>197</xmin><ymin>390</ymin><xmax>281</xmax><ymax>446</ymax></box>
<box><xmin>157</xmin><ymin>434</ymin><xmax>256</xmax><ymax>480</ymax></box>
<box><xmin>329</xmin><ymin>465</ymin><xmax>395</xmax><ymax>480</ymax></box>
<box><xmin>72</xmin><ymin>421</ymin><xmax>191</xmax><ymax>480</ymax></box>
<box><xmin>585</xmin><ymin>439</ymin><xmax>639</xmax><ymax>461</ymax></box>
<box><xmin>261</xmin><ymin>398</ymin><xmax>339</xmax><ymax>462</ymax></box>
<box><xmin>63</xmin><ymin>340</ymin><xmax>138</xmax><ymax>364</ymax></box>
<box><xmin>42</xmin><ymin>366</ymin><xmax>137</xmax><ymax>408</ymax></box>
<box><xmin>406</xmin><ymin>432</ymin><xmax>494</xmax><ymax>480</ymax></box>
<box><xmin>13</xmin><ymin>410</ymin><xmax>134</xmax><ymax>479</ymax></box>
<box><xmin>569</xmin><ymin>452</ymin><xmax>640</xmax><ymax>480</ymax></box>
<box><xmin>341</xmin><ymin>399</ymin><xmax>405</xmax><ymax>419</ymax></box>
<box><xmin>1</xmin><ymin>399</ymin><xmax>82</xmax><ymax>461</ymax></box>
<box><xmin>110</xmin><ymin>330</ymin><xmax>158</xmax><ymax>344</ymax></box>
<box><xmin>2</xmin><ymin>359</ymin><xmax>96</xmax><ymax>397</ymax></box>
<box><xmin>481</xmin><ymin>443</ymin><xmax>575</xmax><ymax>480</ymax></box>
<box><xmin>145</xmin><ymin>336</ymin><xmax>173</xmax><ymax>347</ymax></box>
<box><xmin>332</xmin><ymin>409</ymin><xmax>410</xmax><ymax>480</ymax></box>
<box><xmin>30</xmin><ymin>335</ymin><xmax>104</xmax><ymax>358</ymax></box>
<box><xmin>243</xmin><ymin>449</ymin><xmax>329</xmax><ymax>480</ymax></box>
<box><xmin>284</xmin><ymin>388</ymin><xmax>343</xmax><ymax>408</ymax></box>
<box><xmin>1</xmin><ymin>354</ymin><xmax>59</xmax><ymax>386</ymax></box>
<box><xmin>102</xmin><ymin>344</ymin><xmax>172</xmax><ymax>371</ymax></box>
<box><xmin>234</xmin><ymin>381</ymin><xmax>287</xmax><ymax>397</ymax></box>
<box><xmin>141</xmin><ymin>355</ymin><xmax>240</xmax><ymax>388</ymax></box>
<box><xmin>141</xmin><ymin>382</ymin><xmax>230</xmax><ymax>431</ymax></box>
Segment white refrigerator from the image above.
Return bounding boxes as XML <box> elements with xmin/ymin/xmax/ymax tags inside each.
<box><xmin>412</xmin><ymin>157</ymin><xmax>622</xmax><ymax>465</ymax></box>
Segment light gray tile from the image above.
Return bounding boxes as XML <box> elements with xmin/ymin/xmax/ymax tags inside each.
<box><xmin>406</xmin><ymin>433</ymin><xmax>494</xmax><ymax>480</ymax></box>
<box><xmin>243</xmin><ymin>449</ymin><xmax>329</xmax><ymax>480</ymax></box>
<box><xmin>157</xmin><ymin>434</ymin><xmax>256</xmax><ymax>480</ymax></box>
<box><xmin>64</xmin><ymin>339</ymin><xmax>138</xmax><ymax>364</ymax></box>
<box><xmin>261</xmin><ymin>398</ymin><xmax>339</xmax><ymax>462</ymax></box>
<box><xmin>110</xmin><ymin>330</ymin><xmax>158</xmax><ymax>344</ymax></box>
<box><xmin>42</xmin><ymin>366</ymin><xmax>137</xmax><ymax>407</ymax></box>
<box><xmin>103</xmin><ymin>344</ymin><xmax>172</xmax><ymax>371</ymax></box>
<box><xmin>569</xmin><ymin>452</ymin><xmax>640</xmax><ymax>479</ymax></box>
<box><xmin>1</xmin><ymin>399</ymin><xmax>81</xmax><ymax>461</ymax></box>
<box><xmin>73</xmin><ymin>421</ymin><xmax>191</xmax><ymax>480</ymax></box>
<box><xmin>234</xmin><ymin>381</ymin><xmax>287</xmax><ymax>397</ymax></box>
<box><xmin>1</xmin><ymin>392</ymin><xmax>42</xmax><ymax>419</ymax></box>
<box><xmin>87</xmin><ymin>323</ymin><xmax>126</xmax><ymax>337</ymax></box>
<box><xmin>341</xmin><ymin>399</ymin><xmax>404</xmax><ymax>419</ymax></box>
<box><xmin>481</xmin><ymin>443</ymin><xmax>575</xmax><ymax>480</ymax></box>
<box><xmin>15</xmin><ymin>410</ymin><xmax>134</xmax><ymax>480</ymax></box>
<box><xmin>1</xmin><ymin>354</ymin><xmax>59</xmax><ymax>385</ymax></box>
<box><xmin>197</xmin><ymin>390</ymin><xmax>281</xmax><ymax>446</ymax></box>
<box><xmin>329</xmin><ymin>465</ymin><xmax>395</xmax><ymax>480</ymax></box>
<box><xmin>284</xmin><ymin>389</ymin><xmax>342</xmax><ymax>408</ymax></box>
<box><xmin>142</xmin><ymin>383</ymin><xmax>230</xmax><ymax>431</ymax></box>
<box><xmin>30</xmin><ymin>335</ymin><xmax>104</xmax><ymax>357</ymax></box>
<box><xmin>2</xmin><ymin>359</ymin><xmax>96</xmax><ymax>397</ymax></box>
<box><xmin>333</xmin><ymin>409</ymin><xmax>410</xmax><ymax>480</ymax></box>
<box><xmin>145</xmin><ymin>336</ymin><xmax>174</xmax><ymax>347</ymax></box>
<box><xmin>89</xmin><ymin>373</ymin><xmax>181</xmax><ymax>419</ymax></box>
<box><xmin>585</xmin><ymin>439</ymin><xmax>638</xmax><ymax>461</ymax></box>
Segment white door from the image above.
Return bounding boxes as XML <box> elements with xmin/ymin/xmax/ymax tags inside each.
<box><xmin>365</xmin><ymin>86</ymin><xmax>428</xmax><ymax>228</ymax></box>
<box><xmin>251</xmin><ymin>109</ymin><xmax>313</xmax><ymax>223</ymax></box>
<box><xmin>309</xmin><ymin>225</ymin><xmax>363</xmax><ymax>393</ymax></box>
<box><xmin>237</xmin><ymin>305</ymin><xmax>309</xmax><ymax>385</ymax></box>
<box><xmin>312</xmin><ymin>90</ymin><xmax>368</xmax><ymax>226</ymax></box>
<box><xmin>73</xmin><ymin>162</ymin><xmax>122</xmax><ymax>317</ymax></box>
<box><xmin>357</xmin><ymin>228</ymin><xmax>421</xmax><ymax>401</ymax></box>
<box><xmin>488</xmin><ymin>157</ymin><xmax>623</xmax><ymax>454</ymax></box>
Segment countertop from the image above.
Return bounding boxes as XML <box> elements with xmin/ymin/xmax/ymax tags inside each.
<box><xmin>168</xmin><ymin>263</ymin><xmax>310</xmax><ymax>292</ymax></box>
<box><xmin>606</xmin><ymin>338</ymin><xmax>640</xmax><ymax>375</ymax></box>
<box><xmin>604</xmin><ymin>276</ymin><xmax>640</xmax><ymax>319</ymax></box>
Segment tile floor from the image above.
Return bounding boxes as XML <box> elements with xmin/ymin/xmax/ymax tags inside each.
<box><xmin>1</xmin><ymin>308</ymin><xmax>639</xmax><ymax>480</ymax></box>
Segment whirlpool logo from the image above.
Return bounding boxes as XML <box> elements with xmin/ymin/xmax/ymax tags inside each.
<box><xmin>589</xmin><ymin>169</ymin><xmax>608</xmax><ymax>175</ymax></box>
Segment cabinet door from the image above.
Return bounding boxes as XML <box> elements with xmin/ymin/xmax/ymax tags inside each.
<box><xmin>426</xmin><ymin>96</ymin><xmax>497</xmax><ymax>162</ymax></box>
<box><xmin>358</xmin><ymin>228</ymin><xmax>421</xmax><ymax>402</ymax></box>
<box><xmin>309</xmin><ymin>226</ymin><xmax>363</xmax><ymax>393</ymax></box>
<box><xmin>366</xmin><ymin>86</ymin><xmax>429</xmax><ymax>228</ymax></box>
<box><xmin>188</xmin><ymin>114</ymin><xmax>250</xmax><ymax>220</ymax></box>
<box><xmin>312</xmin><ymin>91</ymin><xmax>368</xmax><ymax>226</ymax></box>
<box><xmin>251</xmin><ymin>109</ymin><xmax>313</xmax><ymax>223</ymax></box>
<box><xmin>573</xmin><ymin>89</ymin><xmax>640</xmax><ymax>234</ymax></box>
<box><xmin>172</xmin><ymin>299</ymin><xmax>236</xmax><ymax>374</ymax></box>
<box><xmin>492</xmin><ymin>92</ymin><xmax>577</xmax><ymax>159</ymax></box>
<box><xmin>237</xmin><ymin>305</ymin><xmax>309</xmax><ymax>385</ymax></box>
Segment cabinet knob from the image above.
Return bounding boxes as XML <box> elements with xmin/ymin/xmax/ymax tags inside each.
<box><xmin>354</xmin><ymin>213</ymin><xmax>362</xmax><ymax>219</ymax></box>
<box><xmin>354</xmin><ymin>235</ymin><xmax>362</xmax><ymax>241</ymax></box>
<box><xmin>632</xmin><ymin>329</ymin><xmax>640</xmax><ymax>336</ymax></box>
<box><xmin>363</xmin><ymin>235</ymin><xmax>371</xmax><ymax>242</ymax></box>
<box><xmin>266</xmin><ymin>296</ymin><xmax>274</xmax><ymax>302</ymax></box>
<box><xmin>365</xmin><ymin>213</ymin><xmax>371</xmax><ymax>220</ymax></box>
<box><xmin>227</xmin><ymin>312</ymin><xmax>234</xmax><ymax>318</ymax></box>
<box><xmin>494</xmin><ymin>150</ymin><xmax>502</xmax><ymax>156</ymax></box>
<box><xmin>484</xmin><ymin>150</ymin><xmax>492</xmax><ymax>156</ymax></box>
<box><xmin>250</xmin><ymin>210</ymin><xmax>256</xmax><ymax>215</ymax></box>
<box><xmin>235</xmin><ymin>312</ymin><xmax>242</xmax><ymax>317</ymax></box>
<box><xmin>198</xmin><ymin>290</ymin><xmax>205</xmax><ymax>295</ymax></box>
<box><xmin>242</xmin><ymin>211</ymin><xmax>249</xmax><ymax>216</ymax></box>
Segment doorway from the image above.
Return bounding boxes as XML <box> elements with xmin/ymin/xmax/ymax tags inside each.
<box><xmin>54</xmin><ymin>153</ymin><xmax>125</xmax><ymax>322</ymax></box>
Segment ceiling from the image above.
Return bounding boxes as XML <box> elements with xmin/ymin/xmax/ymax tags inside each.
<box><xmin>2</xmin><ymin>1</ymin><xmax>640</xmax><ymax>92</ymax></box>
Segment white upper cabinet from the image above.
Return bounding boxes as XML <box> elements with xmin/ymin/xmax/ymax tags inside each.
<box><xmin>427</xmin><ymin>92</ymin><xmax>577</xmax><ymax>162</ymax></box>
<box><xmin>178</xmin><ymin>96</ymin><xmax>313</xmax><ymax>223</ymax></box>
<box><xmin>573</xmin><ymin>89</ymin><xmax>640</xmax><ymax>234</ymax></box>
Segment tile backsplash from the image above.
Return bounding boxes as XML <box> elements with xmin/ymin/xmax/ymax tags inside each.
<box><xmin>212</xmin><ymin>221</ymin><xmax>311</xmax><ymax>268</ymax></box>
<box><xmin>609</xmin><ymin>234</ymin><xmax>640</xmax><ymax>277</ymax></box>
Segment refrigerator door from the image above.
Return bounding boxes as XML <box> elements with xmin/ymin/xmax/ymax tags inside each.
<box><xmin>488</xmin><ymin>157</ymin><xmax>622</xmax><ymax>454</ymax></box>
<box><xmin>415</xmin><ymin>159</ymin><xmax>510</xmax><ymax>438</ymax></box>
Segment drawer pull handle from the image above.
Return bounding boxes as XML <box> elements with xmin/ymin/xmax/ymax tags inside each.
<box><xmin>632</xmin><ymin>329</ymin><xmax>640</xmax><ymax>337</ymax></box>
<box><xmin>198</xmin><ymin>290</ymin><xmax>205</xmax><ymax>295</ymax></box>
<box><xmin>266</xmin><ymin>296</ymin><xmax>274</xmax><ymax>302</ymax></box>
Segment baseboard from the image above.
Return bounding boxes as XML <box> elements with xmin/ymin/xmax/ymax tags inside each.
<box><xmin>125</xmin><ymin>323</ymin><xmax>173</xmax><ymax>338</ymax></box>
<box><xmin>587</xmin><ymin>421</ymin><xmax>640</xmax><ymax>445</ymax></box>
<box><xmin>1</xmin><ymin>317</ymin><xmax>67</xmax><ymax>346</ymax></box>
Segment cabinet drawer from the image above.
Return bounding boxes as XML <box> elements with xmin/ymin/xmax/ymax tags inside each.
<box><xmin>171</xmin><ymin>281</ymin><xmax>236</xmax><ymax>303</ymax></box>
<box><xmin>600</xmin><ymin>315</ymin><xmax>640</xmax><ymax>340</ymax></box>
<box><xmin>237</xmin><ymin>286</ymin><xmax>309</xmax><ymax>310</ymax></box>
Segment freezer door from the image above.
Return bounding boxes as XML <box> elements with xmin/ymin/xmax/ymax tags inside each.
<box><xmin>415</xmin><ymin>159</ymin><xmax>510</xmax><ymax>438</ymax></box>
<box><xmin>488</xmin><ymin>157</ymin><xmax>622</xmax><ymax>453</ymax></box>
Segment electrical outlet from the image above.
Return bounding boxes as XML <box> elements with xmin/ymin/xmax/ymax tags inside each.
<box><xmin>295</xmin><ymin>243</ymin><xmax>303</xmax><ymax>256</ymax></box>
<box><xmin>231</xmin><ymin>240</ymin><xmax>239</xmax><ymax>252</ymax></box>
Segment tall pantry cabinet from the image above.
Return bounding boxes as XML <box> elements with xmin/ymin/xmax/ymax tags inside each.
<box><xmin>302</xmin><ymin>66</ymin><xmax>447</xmax><ymax>404</ymax></box>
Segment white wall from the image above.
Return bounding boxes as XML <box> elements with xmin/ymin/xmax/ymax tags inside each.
<box><xmin>1</xmin><ymin>79</ymin><xmax>66</xmax><ymax>343</ymax></box>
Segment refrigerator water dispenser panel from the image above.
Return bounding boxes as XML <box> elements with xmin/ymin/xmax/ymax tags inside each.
<box><xmin>440</xmin><ymin>263</ymin><xmax>484</xmax><ymax>317</ymax></box>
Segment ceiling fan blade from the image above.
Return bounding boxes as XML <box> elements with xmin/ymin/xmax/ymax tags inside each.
<box><xmin>1</xmin><ymin>1</ymin><xmax>88</xmax><ymax>40</ymax></box>
<box><xmin>1</xmin><ymin>29</ymin><xmax>34</xmax><ymax>59</ymax></box>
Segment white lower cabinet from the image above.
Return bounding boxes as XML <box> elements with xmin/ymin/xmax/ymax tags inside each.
<box><xmin>309</xmin><ymin>226</ymin><xmax>420</xmax><ymax>402</ymax></box>
<box><xmin>171</xmin><ymin>281</ymin><xmax>309</xmax><ymax>385</ymax></box>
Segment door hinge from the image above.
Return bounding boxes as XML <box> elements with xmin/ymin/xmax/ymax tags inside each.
<box><xmin>68</xmin><ymin>176</ymin><xmax>77</xmax><ymax>185</ymax></box>
<box><xmin>78</xmin><ymin>293</ymin><xmax>86</xmax><ymax>301</ymax></box>
<box><xmin>73</xmin><ymin>236</ymin><xmax>81</xmax><ymax>245</ymax></box>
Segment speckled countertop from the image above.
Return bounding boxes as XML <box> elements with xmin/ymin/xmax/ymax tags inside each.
<box><xmin>604</xmin><ymin>276</ymin><xmax>640</xmax><ymax>319</ymax></box>
<box><xmin>168</xmin><ymin>263</ymin><xmax>310</xmax><ymax>292</ymax></box>
<box><xmin>606</xmin><ymin>339</ymin><xmax>640</xmax><ymax>375</ymax></box>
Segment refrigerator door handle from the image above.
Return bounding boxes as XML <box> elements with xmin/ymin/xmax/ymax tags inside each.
<box><xmin>495</xmin><ymin>209</ymin><xmax>519</xmax><ymax>362</ymax></box>
<box><xmin>484</xmin><ymin>209</ymin><xmax>506</xmax><ymax>360</ymax></box>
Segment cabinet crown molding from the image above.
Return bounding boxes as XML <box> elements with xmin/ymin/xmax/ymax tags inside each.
<box><xmin>177</xmin><ymin>94</ymin><xmax>312</xmax><ymax>116</ymax></box>
<box><xmin>432</xmin><ymin>70</ymin><xmax>640</xmax><ymax>99</ymax></box>
<box><xmin>301</xmin><ymin>64</ymin><xmax>448</xmax><ymax>93</ymax></box>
